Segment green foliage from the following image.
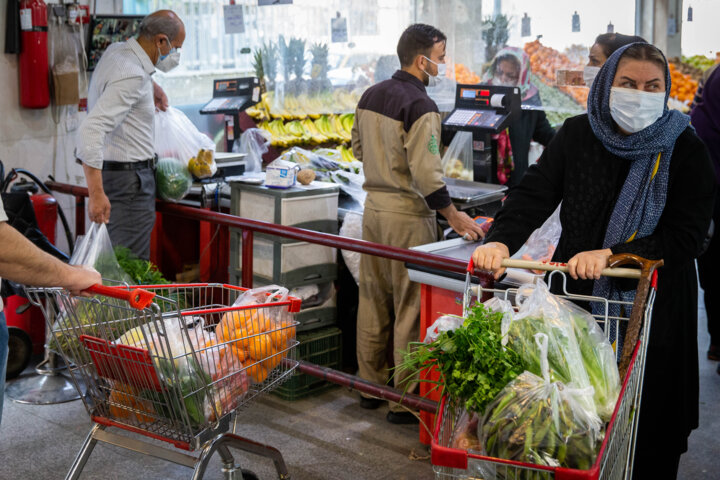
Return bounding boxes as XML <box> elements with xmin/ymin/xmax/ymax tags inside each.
<box><xmin>398</xmin><ymin>304</ymin><xmax>525</xmax><ymax>414</ymax></box>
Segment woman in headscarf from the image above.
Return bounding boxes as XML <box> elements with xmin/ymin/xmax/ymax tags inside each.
<box><xmin>481</xmin><ymin>46</ymin><xmax>555</xmax><ymax>186</ymax></box>
<box><xmin>472</xmin><ymin>43</ymin><xmax>715</xmax><ymax>478</ymax></box>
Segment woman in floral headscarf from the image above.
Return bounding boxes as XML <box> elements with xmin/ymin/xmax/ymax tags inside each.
<box><xmin>481</xmin><ymin>46</ymin><xmax>555</xmax><ymax>186</ymax></box>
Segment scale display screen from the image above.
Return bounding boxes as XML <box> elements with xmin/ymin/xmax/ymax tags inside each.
<box><xmin>459</xmin><ymin>87</ymin><xmax>493</xmax><ymax>105</ymax></box>
<box><xmin>214</xmin><ymin>79</ymin><xmax>253</xmax><ymax>96</ymax></box>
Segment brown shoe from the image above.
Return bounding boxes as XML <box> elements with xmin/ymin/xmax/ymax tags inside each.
<box><xmin>708</xmin><ymin>344</ymin><xmax>720</xmax><ymax>361</ymax></box>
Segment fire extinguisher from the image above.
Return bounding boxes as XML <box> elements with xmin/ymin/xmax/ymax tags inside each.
<box><xmin>19</xmin><ymin>0</ymin><xmax>50</xmax><ymax>109</ymax></box>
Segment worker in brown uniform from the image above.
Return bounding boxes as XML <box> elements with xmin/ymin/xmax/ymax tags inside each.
<box><xmin>351</xmin><ymin>23</ymin><xmax>485</xmax><ymax>424</ymax></box>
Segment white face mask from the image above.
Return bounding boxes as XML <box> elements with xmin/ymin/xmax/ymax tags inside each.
<box><xmin>422</xmin><ymin>55</ymin><xmax>446</xmax><ymax>87</ymax></box>
<box><xmin>156</xmin><ymin>42</ymin><xmax>181</xmax><ymax>73</ymax></box>
<box><xmin>583</xmin><ymin>65</ymin><xmax>600</xmax><ymax>87</ymax></box>
<box><xmin>609</xmin><ymin>87</ymin><xmax>666</xmax><ymax>134</ymax></box>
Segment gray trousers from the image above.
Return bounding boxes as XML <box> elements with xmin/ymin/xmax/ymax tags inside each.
<box><xmin>102</xmin><ymin>167</ymin><xmax>156</xmax><ymax>260</ymax></box>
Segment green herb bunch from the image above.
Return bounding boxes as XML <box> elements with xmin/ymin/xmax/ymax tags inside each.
<box><xmin>398</xmin><ymin>303</ymin><xmax>525</xmax><ymax>414</ymax></box>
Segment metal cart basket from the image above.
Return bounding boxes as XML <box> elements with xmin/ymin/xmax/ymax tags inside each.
<box><xmin>432</xmin><ymin>254</ymin><xmax>662</xmax><ymax>480</ymax></box>
<box><xmin>27</xmin><ymin>282</ymin><xmax>302</xmax><ymax>480</ymax></box>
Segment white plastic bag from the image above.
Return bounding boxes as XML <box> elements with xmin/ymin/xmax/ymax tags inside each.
<box><xmin>154</xmin><ymin>107</ymin><xmax>215</xmax><ymax>201</ymax></box>
<box><xmin>424</xmin><ymin>314</ymin><xmax>465</xmax><ymax>343</ymax></box>
<box><xmin>234</xmin><ymin>128</ymin><xmax>271</xmax><ymax>173</ymax></box>
<box><xmin>154</xmin><ymin>107</ymin><xmax>216</xmax><ymax>168</ymax></box>
<box><xmin>508</xmin><ymin>280</ymin><xmax>620</xmax><ymax>421</ymax></box>
<box><xmin>328</xmin><ymin>169</ymin><xmax>366</xmax><ymax>206</ymax></box>
<box><xmin>339</xmin><ymin>212</ymin><xmax>363</xmax><ymax>285</ymax></box>
<box><xmin>512</xmin><ymin>204</ymin><xmax>562</xmax><ymax>272</ymax></box>
<box><xmin>441</xmin><ymin>131</ymin><xmax>473</xmax><ymax>180</ymax></box>
<box><xmin>70</xmin><ymin>222</ymin><xmax>131</xmax><ymax>284</ymax></box>
<box><xmin>479</xmin><ymin>333</ymin><xmax>603</xmax><ymax>471</ymax></box>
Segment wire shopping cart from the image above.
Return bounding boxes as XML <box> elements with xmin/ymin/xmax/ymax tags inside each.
<box><xmin>431</xmin><ymin>253</ymin><xmax>663</xmax><ymax>480</ymax></box>
<box><xmin>27</xmin><ymin>282</ymin><xmax>302</xmax><ymax>480</ymax></box>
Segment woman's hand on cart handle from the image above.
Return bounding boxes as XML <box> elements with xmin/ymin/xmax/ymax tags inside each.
<box><xmin>471</xmin><ymin>242</ymin><xmax>510</xmax><ymax>279</ymax></box>
<box><xmin>567</xmin><ymin>249</ymin><xmax>614</xmax><ymax>280</ymax></box>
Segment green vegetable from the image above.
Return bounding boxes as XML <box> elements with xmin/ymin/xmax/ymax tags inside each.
<box><xmin>480</xmin><ymin>371</ymin><xmax>603</xmax><ymax>474</ymax></box>
<box><xmin>397</xmin><ymin>304</ymin><xmax>525</xmax><ymax>414</ymax></box>
<box><xmin>156</xmin><ymin>157</ymin><xmax>192</xmax><ymax>201</ymax></box>
<box><xmin>145</xmin><ymin>357</ymin><xmax>212</xmax><ymax>429</ymax></box>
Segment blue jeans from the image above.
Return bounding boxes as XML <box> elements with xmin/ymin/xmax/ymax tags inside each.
<box><xmin>0</xmin><ymin>312</ymin><xmax>7</xmax><ymax>426</ymax></box>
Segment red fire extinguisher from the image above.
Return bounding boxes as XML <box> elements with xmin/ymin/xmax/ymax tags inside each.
<box><xmin>19</xmin><ymin>0</ymin><xmax>50</xmax><ymax>109</ymax></box>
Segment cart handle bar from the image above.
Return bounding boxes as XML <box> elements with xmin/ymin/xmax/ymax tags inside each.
<box><xmin>85</xmin><ymin>284</ymin><xmax>156</xmax><ymax>310</ymax></box>
<box><xmin>467</xmin><ymin>256</ymin><xmax>643</xmax><ymax>279</ymax></box>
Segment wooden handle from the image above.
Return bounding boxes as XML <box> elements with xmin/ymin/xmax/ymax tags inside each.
<box><xmin>85</xmin><ymin>284</ymin><xmax>156</xmax><ymax>310</ymax></box>
<box><xmin>499</xmin><ymin>258</ymin><xmax>642</xmax><ymax>279</ymax></box>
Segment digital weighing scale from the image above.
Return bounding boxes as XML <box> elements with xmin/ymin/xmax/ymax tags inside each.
<box><xmin>442</xmin><ymin>84</ymin><xmax>521</xmax><ymax>183</ymax></box>
<box><xmin>200</xmin><ymin>77</ymin><xmax>261</xmax><ymax>152</ymax></box>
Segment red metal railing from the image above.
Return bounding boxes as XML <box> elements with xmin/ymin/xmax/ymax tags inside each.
<box><xmin>46</xmin><ymin>180</ymin><xmax>492</xmax><ymax>413</ymax></box>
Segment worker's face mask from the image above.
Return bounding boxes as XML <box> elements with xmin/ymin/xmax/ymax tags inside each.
<box><xmin>583</xmin><ymin>65</ymin><xmax>601</xmax><ymax>87</ymax></box>
<box><xmin>422</xmin><ymin>56</ymin><xmax>446</xmax><ymax>87</ymax></box>
<box><xmin>156</xmin><ymin>37</ymin><xmax>181</xmax><ymax>73</ymax></box>
<box><xmin>609</xmin><ymin>87</ymin><xmax>666</xmax><ymax>134</ymax></box>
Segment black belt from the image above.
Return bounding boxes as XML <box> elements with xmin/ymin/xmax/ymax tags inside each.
<box><xmin>102</xmin><ymin>158</ymin><xmax>157</xmax><ymax>171</ymax></box>
<box><xmin>75</xmin><ymin>157</ymin><xmax>157</xmax><ymax>170</ymax></box>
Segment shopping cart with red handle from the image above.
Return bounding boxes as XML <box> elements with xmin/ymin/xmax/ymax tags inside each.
<box><xmin>431</xmin><ymin>253</ymin><xmax>662</xmax><ymax>480</ymax></box>
<box><xmin>27</xmin><ymin>282</ymin><xmax>302</xmax><ymax>480</ymax></box>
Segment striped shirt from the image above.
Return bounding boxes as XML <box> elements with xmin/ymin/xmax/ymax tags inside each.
<box><xmin>76</xmin><ymin>37</ymin><xmax>156</xmax><ymax>169</ymax></box>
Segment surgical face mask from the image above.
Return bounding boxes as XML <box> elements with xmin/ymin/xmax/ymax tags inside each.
<box><xmin>156</xmin><ymin>39</ymin><xmax>181</xmax><ymax>73</ymax></box>
<box><xmin>422</xmin><ymin>55</ymin><xmax>446</xmax><ymax>87</ymax></box>
<box><xmin>609</xmin><ymin>87</ymin><xmax>666</xmax><ymax>134</ymax></box>
<box><xmin>583</xmin><ymin>65</ymin><xmax>600</xmax><ymax>87</ymax></box>
<box><xmin>493</xmin><ymin>77</ymin><xmax>516</xmax><ymax>87</ymax></box>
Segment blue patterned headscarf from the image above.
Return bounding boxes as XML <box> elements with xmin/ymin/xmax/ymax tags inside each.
<box><xmin>587</xmin><ymin>43</ymin><xmax>690</xmax><ymax>350</ymax></box>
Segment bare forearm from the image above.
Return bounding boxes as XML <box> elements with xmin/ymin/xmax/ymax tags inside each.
<box><xmin>83</xmin><ymin>163</ymin><xmax>104</xmax><ymax>197</ymax></box>
<box><xmin>0</xmin><ymin>223</ymin><xmax>74</xmax><ymax>287</ymax></box>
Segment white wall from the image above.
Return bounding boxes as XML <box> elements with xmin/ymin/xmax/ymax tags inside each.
<box><xmin>0</xmin><ymin>0</ymin><xmax>92</xmax><ymax>253</ymax></box>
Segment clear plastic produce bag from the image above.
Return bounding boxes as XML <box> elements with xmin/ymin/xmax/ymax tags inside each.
<box><xmin>479</xmin><ymin>333</ymin><xmax>603</xmax><ymax>472</ymax></box>
<box><xmin>508</xmin><ymin>281</ymin><xmax>620</xmax><ymax>421</ymax></box>
<box><xmin>234</xmin><ymin>128</ymin><xmax>271</xmax><ymax>173</ymax></box>
<box><xmin>70</xmin><ymin>222</ymin><xmax>132</xmax><ymax>284</ymax></box>
<box><xmin>154</xmin><ymin>107</ymin><xmax>216</xmax><ymax>176</ymax></box>
<box><xmin>441</xmin><ymin>131</ymin><xmax>473</xmax><ymax>181</ymax></box>
<box><xmin>339</xmin><ymin>212</ymin><xmax>363</xmax><ymax>285</ymax></box>
<box><xmin>155</xmin><ymin>157</ymin><xmax>193</xmax><ymax>202</ymax></box>
<box><xmin>511</xmin><ymin>204</ymin><xmax>562</xmax><ymax>272</ymax></box>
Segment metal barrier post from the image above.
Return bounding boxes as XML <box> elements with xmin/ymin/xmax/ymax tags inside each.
<box><xmin>241</xmin><ymin>229</ymin><xmax>253</xmax><ymax>288</ymax></box>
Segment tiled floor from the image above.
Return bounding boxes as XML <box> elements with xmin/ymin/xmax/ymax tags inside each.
<box><xmin>0</xmin><ymin>292</ymin><xmax>717</xmax><ymax>480</ymax></box>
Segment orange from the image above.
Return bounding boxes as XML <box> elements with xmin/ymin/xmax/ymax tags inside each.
<box><xmin>221</xmin><ymin>343</ymin><xmax>248</xmax><ymax>367</ymax></box>
<box><xmin>216</xmin><ymin>310</ymin><xmax>251</xmax><ymax>343</ymax></box>
<box><xmin>108</xmin><ymin>382</ymin><xmax>154</xmax><ymax>423</ymax></box>
<box><xmin>246</xmin><ymin>362</ymin><xmax>269</xmax><ymax>383</ymax></box>
<box><xmin>262</xmin><ymin>351</ymin><xmax>283</xmax><ymax>371</ymax></box>
<box><xmin>270</xmin><ymin>321</ymin><xmax>296</xmax><ymax>349</ymax></box>
<box><xmin>247</xmin><ymin>333</ymin><xmax>275</xmax><ymax>361</ymax></box>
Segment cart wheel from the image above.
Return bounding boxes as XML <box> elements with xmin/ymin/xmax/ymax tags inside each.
<box><xmin>6</xmin><ymin>327</ymin><xmax>32</xmax><ymax>379</ymax></box>
<box><xmin>241</xmin><ymin>470</ymin><xmax>259</xmax><ymax>480</ymax></box>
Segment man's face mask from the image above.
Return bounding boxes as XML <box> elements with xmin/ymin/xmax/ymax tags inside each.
<box><xmin>609</xmin><ymin>87</ymin><xmax>666</xmax><ymax>133</ymax></box>
<box><xmin>156</xmin><ymin>36</ymin><xmax>181</xmax><ymax>73</ymax></box>
<box><xmin>422</xmin><ymin>55</ymin><xmax>446</xmax><ymax>87</ymax></box>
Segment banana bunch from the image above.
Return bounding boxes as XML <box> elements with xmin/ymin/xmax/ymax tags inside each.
<box><xmin>314</xmin><ymin>115</ymin><xmax>345</xmax><ymax>143</ymax></box>
<box><xmin>285</xmin><ymin>120</ymin><xmax>311</xmax><ymax>143</ymax></box>
<box><xmin>261</xmin><ymin>120</ymin><xmax>294</xmax><ymax>148</ymax></box>
<box><xmin>336</xmin><ymin>145</ymin><xmax>357</xmax><ymax>163</ymax></box>
<box><xmin>301</xmin><ymin>118</ymin><xmax>329</xmax><ymax>144</ymax></box>
<box><xmin>188</xmin><ymin>149</ymin><xmax>215</xmax><ymax>179</ymax></box>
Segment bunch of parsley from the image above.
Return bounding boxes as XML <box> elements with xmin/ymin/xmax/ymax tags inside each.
<box><xmin>399</xmin><ymin>303</ymin><xmax>525</xmax><ymax>414</ymax></box>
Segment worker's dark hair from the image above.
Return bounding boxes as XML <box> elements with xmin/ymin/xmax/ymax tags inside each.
<box><xmin>397</xmin><ymin>24</ymin><xmax>446</xmax><ymax>68</ymax></box>
<box><xmin>618</xmin><ymin>43</ymin><xmax>668</xmax><ymax>74</ymax></box>
<box><xmin>594</xmin><ymin>33</ymin><xmax>648</xmax><ymax>58</ymax></box>
<box><xmin>495</xmin><ymin>53</ymin><xmax>521</xmax><ymax>72</ymax></box>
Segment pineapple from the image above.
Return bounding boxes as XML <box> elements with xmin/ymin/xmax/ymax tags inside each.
<box><xmin>309</xmin><ymin>42</ymin><xmax>332</xmax><ymax>95</ymax></box>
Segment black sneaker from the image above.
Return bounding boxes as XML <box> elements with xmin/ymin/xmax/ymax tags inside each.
<box><xmin>360</xmin><ymin>397</ymin><xmax>384</xmax><ymax>410</ymax></box>
<box><xmin>386</xmin><ymin>411</ymin><xmax>419</xmax><ymax>424</ymax></box>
